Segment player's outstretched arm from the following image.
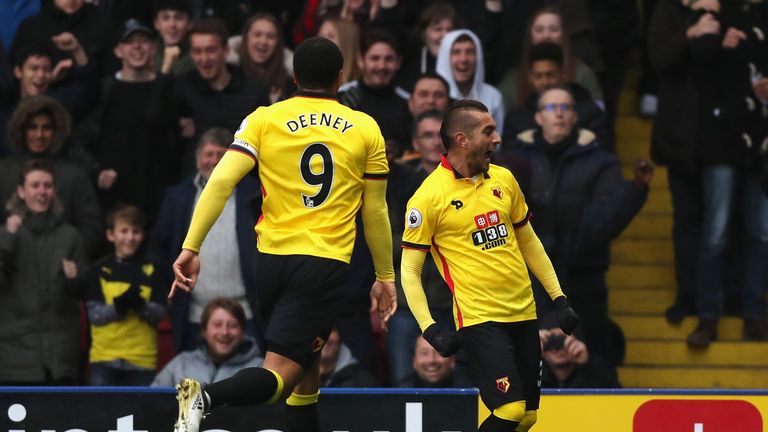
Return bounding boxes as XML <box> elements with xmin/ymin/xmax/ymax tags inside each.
<box><xmin>171</xmin><ymin>151</ymin><xmax>253</xmax><ymax>300</ymax></box>
<box><xmin>401</xmin><ymin>247</ymin><xmax>461</xmax><ymax>356</ymax></box>
<box><xmin>515</xmin><ymin>223</ymin><xmax>580</xmax><ymax>334</ymax></box>
<box><xmin>182</xmin><ymin>151</ymin><xmax>255</xmax><ymax>252</ymax></box>
<box><xmin>400</xmin><ymin>247</ymin><xmax>434</xmax><ymax>332</ymax></box>
<box><xmin>515</xmin><ymin>222</ymin><xmax>563</xmax><ymax>300</ymax></box>
<box><xmin>361</xmin><ymin>178</ymin><xmax>396</xmax><ymax>330</ymax></box>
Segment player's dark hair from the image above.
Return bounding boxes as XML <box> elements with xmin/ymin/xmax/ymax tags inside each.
<box><xmin>412</xmin><ymin>108</ymin><xmax>444</xmax><ymax>139</ymax></box>
<box><xmin>293</xmin><ymin>36</ymin><xmax>344</xmax><ymax>90</ymax></box>
<box><xmin>106</xmin><ymin>204</ymin><xmax>146</xmax><ymax>230</ymax></box>
<box><xmin>201</xmin><ymin>298</ymin><xmax>247</xmax><ymax>330</ymax></box>
<box><xmin>188</xmin><ymin>18</ymin><xmax>229</xmax><ymax>47</ymax></box>
<box><xmin>528</xmin><ymin>42</ymin><xmax>564</xmax><ymax>69</ymax></box>
<box><xmin>360</xmin><ymin>28</ymin><xmax>400</xmax><ymax>57</ymax></box>
<box><xmin>13</xmin><ymin>44</ymin><xmax>54</xmax><ymax>68</ymax></box>
<box><xmin>440</xmin><ymin>99</ymin><xmax>488</xmax><ymax>150</ymax></box>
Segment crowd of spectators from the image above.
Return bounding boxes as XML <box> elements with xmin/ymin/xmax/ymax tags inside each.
<box><xmin>0</xmin><ymin>0</ymin><xmax>766</xmax><ymax>389</ymax></box>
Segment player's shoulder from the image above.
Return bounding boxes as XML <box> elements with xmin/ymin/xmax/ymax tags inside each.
<box><xmin>342</xmin><ymin>104</ymin><xmax>381</xmax><ymax>130</ymax></box>
<box><xmin>411</xmin><ymin>167</ymin><xmax>448</xmax><ymax>200</ymax></box>
<box><xmin>489</xmin><ymin>163</ymin><xmax>516</xmax><ymax>183</ymax></box>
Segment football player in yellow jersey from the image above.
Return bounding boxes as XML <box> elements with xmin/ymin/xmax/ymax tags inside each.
<box><xmin>400</xmin><ymin>99</ymin><xmax>580</xmax><ymax>432</ymax></box>
<box><xmin>168</xmin><ymin>37</ymin><xmax>397</xmax><ymax>432</ymax></box>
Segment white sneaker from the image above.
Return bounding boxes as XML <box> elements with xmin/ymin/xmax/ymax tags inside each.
<box><xmin>173</xmin><ymin>378</ymin><xmax>206</xmax><ymax>432</ymax></box>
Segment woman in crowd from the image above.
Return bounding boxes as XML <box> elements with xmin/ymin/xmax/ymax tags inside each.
<box><xmin>499</xmin><ymin>7</ymin><xmax>603</xmax><ymax>110</ymax></box>
<box><xmin>234</xmin><ymin>13</ymin><xmax>295</xmax><ymax>104</ymax></box>
<box><xmin>316</xmin><ymin>17</ymin><xmax>362</xmax><ymax>84</ymax></box>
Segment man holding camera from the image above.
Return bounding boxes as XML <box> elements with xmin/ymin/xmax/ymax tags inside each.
<box><xmin>539</xmin><ymin>325</ymin><xmax>620</xmax><ymax>389</ymax></box>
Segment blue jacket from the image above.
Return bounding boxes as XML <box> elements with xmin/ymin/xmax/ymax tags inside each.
<box><xmin>147</xmin><ymin>174</ymin><xmax>261</xmax><ymax>352</ymax></box>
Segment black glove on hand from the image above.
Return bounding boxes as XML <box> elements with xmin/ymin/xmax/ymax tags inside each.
<box><xmin>553</xmin><ymin>296</ymin><xmax>580</xmax><ymax>335</ymax></box>
<box><xmin>423</xmin><ymin>324</ymin><xmax>462</xmax><ymax>357</ymax></box>
<box><xmin>113</xmin><ymin>286</ymin><xmax>144</xmax><ymax>315</ymax></box>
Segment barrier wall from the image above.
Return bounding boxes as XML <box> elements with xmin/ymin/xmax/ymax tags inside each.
<box><xmin>533</xmin><ymin>389</ymin><xmax>768</xmax><ymax>432</ymax></box>
<box><xmin>0</xmin><ymin>387</ymin><xmax>478</xmax><ymax>432</ymax></box>
<box><xmin>1</xmin><ymin>387</ymin><xmax>767</xmax><ymax>432</ymax></box>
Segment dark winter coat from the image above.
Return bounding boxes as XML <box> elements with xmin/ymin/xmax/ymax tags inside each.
<box><xmin>648</xmin><ymin>0</ymin><xmax>756</xmax><ymax>171</ymax></box>
<box><xmin>508</xmin><ymin>128</ymin><xmax>647</xmax><ymax>273</ymax></box>
<box><xmin>0</xmin><ymin>202</ymin><xmax>86</xmax><ymax>383</ymax></box>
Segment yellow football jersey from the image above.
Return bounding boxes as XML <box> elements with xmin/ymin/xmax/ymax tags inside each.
<box><xmin>232</xmin><ymin>92</ymin><xmax>388</xmax><ymax>263</ymax></box>
<box><xmin>401</xmin><ymin>156</ymin><xmax>537</xmax><ymax>328</ymax></box>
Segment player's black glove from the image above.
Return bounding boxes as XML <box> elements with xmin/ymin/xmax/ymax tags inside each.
<box><xmin>113</xmin><ymin>286</ymin><xmax>144</xmax><ymax>315</ymax></box>
<box><xmin>553</xmin><ymin>296</ymin><xmax>580</xmax><ymax>335</ymax></box>
<box><xmin>423</xmin><ymin>324</ymin><xmax>462</xmax><ymax>357</ymax></box>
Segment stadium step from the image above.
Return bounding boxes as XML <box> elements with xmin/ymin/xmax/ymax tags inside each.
<box><xmin>616</xmin><ymin>138</ymin><xmax>652</xmax><ymax>163</ymax></box>
<box><xmin>606</xmin><ymin>263</ymin><xmax>675</xmax><ymax>288</ymax></box>
<box><xmin>616</xmin><ymin>117</ymin><xmax>652</xmax><ymax>145</ymax></box>
<box><xmin>621</xmin><ymin>213</ymin><xmax>672</xmax><ymax>239</ymax></box>
<box><xmin>611</xmin><ymin>238</ymin><xmax>673</xmax><ymax>264</ymax></box>
<box><xmin>621</xmin><ymin>164</ymin><xmax>668</xmax><ymax>190</ymax></box>
<box><xmin>606</xmin><ymin>90</ymin><xmax>768</xmax><ymax>390</ymax></box>
<box><xmin>618</xmin><ymin>365</ymin><xmax>768</xmax><ymax>389</ymax></box>
<box><xmin>640</xmin><ymin>188</ymin><xmax>672</xmax><ymax>213</ymax></box>
<box><xmin>614</xmin><ymin>315</ymin><xmax>744</xmax><ymax>342</ymax></box>
<box><xmin>624</xmin><ymin>340</ymin><xmax>767</xmax><ymax>366</ymax></box>
<box><xmin>609</xmin><ymin>288</ymin><xmax>675</xmax><ymax>314</ymax></box>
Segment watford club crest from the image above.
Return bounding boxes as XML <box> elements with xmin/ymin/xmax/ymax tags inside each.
<box><xmin>496</xmin><ymin>376</ymin><xmax>510</xmax><ymax>393</ymax></box>
<box><xmin>492</xmin><ymin>187</ymin><xmax>503</xmax><ymax>200</ymax></box>
<box><xmin>312</xmin><ymin>336</ymin><xmax>326</xmax><ymax>352</ymax></box>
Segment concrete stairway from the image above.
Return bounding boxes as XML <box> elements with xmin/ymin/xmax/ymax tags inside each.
<box><xmin>608</xmin><ymin>90</ymin><xmax>768</xmax><ymax>388</ymax></box>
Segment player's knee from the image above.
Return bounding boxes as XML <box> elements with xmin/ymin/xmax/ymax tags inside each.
<box><xmin>286</xmin><ymin>391</ymin><xmax>320</xmax><ymax>406</ymax></box>
<box><xmin>493</xmin><ymin>400</ymin><xmax>527</xmax><ymax>423</ymax></box>
<box><xmin>515</xmin><ymin>410</ymin><xmax>537</xmax><ymax>431</ymax></box>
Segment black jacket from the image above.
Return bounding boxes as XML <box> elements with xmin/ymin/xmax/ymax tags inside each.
<box><xmin>156</xmin><ymin>66</ymin><xmax>270</xmax><ymax>175</ymax></box>
<box><xmin>508</xmin><ymin>128</ymin><xmax>647</xmax><ymax>274</ymax></box>
<box><xmin>648</xmin><ymin>0</ymin><xmax>757</xmax><ymax>171</ymax></box>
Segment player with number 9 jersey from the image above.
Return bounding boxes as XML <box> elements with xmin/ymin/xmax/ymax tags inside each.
<box><xmin>170</xmin><ymin>37</ymin><xmax>397</xmax><ymax>432</ymax></box>
<box><xmin>226</xmin><ymin>93</ymin><xmax>389</xmax><ymax>263</ymax></box>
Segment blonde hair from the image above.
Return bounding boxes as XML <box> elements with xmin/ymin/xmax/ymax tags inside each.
<box><xmin>318</xmin><ymin>17</ymin><xmax>361</xmax><ymax>84</ymax></box>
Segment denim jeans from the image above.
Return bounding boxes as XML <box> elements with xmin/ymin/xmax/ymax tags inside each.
<box><xmin>386</xmin><ymin>308</ymin><xmax>454</xmax><ymax>385</ymax></box>
<box><xmin>696</xmin><ymin>166</ymin><xmax>768</xmax><ymax>319</ymax></box>
<box><xmin>668</xmin><ymin>169</ymin><xmax>702</xmax><ymax>309</ymax></box>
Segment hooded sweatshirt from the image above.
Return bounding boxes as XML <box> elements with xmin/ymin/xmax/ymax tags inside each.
<box><xmin>435</xmin><ymin>29</ymin><xmax>505</xmax><ymax>135</ymax></box>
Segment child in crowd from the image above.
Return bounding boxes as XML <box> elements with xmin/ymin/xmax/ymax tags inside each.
<box><xmin>86</xmin><ymin>204</ymin><xmax>167</xmax><ymax>386</ymax></box>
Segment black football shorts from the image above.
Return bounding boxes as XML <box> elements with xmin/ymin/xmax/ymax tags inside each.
<box><xmin>256</xmin><ymin>252</ymin><xmax>350</xmax><ymax>369</ymax></box>
<box><xmin>460</xmin><ymin>319</ymin><xmax>542</xmax><ymax>411</ymax></box>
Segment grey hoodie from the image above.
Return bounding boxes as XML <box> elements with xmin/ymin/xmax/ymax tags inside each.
<box><xmin>435</xmin><ymin>29</ymin><xmax>505</xmax><ymax>135</ymax></box>
<box><xmin>151</xmin><ymin>337</ymin><xmax>264</xmax><ymax>386</ymax></box>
